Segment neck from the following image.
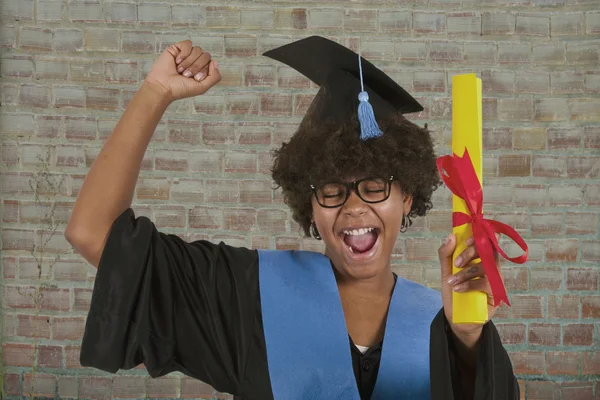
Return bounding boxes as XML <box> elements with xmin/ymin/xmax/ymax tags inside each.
<box><xmin>332</xmin><ymin>262</ymin><xmax>396</xmax><ymax>298</ymax></box>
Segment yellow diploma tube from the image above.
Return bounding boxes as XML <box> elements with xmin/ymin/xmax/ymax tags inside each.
<box><xmin>452</xmin><ymin>74</ymin><xmax>488</xmax><ymax>324</ymax></box>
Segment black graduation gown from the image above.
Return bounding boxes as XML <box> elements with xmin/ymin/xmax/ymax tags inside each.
<box><xmin>80</xmin><ymin>209</ymin><xmax>519</xmax><ymax>400</ymax></box>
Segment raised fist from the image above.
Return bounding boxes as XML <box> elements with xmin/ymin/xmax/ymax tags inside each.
<box><xmin>144</xmin><ymin>40</ymin><xmax>221</xmax><ymax>103</ymax></box>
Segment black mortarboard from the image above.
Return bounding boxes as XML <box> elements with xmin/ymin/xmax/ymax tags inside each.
<box><xmin>263</xmin><ymin>36</ymin><xmax>423</xmax><ymax>140</ymax></box>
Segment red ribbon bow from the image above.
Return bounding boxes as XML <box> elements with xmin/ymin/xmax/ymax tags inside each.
<box><xmin>436</xmin><ymin>149</ymin><xmax>528</xmax><ymax>307</ymax></box>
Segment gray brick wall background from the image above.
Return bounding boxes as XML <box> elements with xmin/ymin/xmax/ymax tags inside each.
<box><xmin>0</xmin><ymin>0</ymin><xmax>599</xmax><ymax>398</ymax></box>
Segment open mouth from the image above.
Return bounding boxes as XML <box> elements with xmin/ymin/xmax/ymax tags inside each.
<box><xmin>341</xmin><ymin>227</ymin><xmax>380</xmax><ymax>255</ymax></box>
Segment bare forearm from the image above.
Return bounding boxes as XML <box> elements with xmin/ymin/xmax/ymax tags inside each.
<box><xmin>66</xmin><ymin>83</ymin><xmax>170</xmax><ymax>265</ymax></box>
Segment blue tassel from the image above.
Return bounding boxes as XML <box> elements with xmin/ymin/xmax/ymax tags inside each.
<box><xmin>357</xmin><ymin>55</ymin><xmax>383</xmax><ymax>141</ymax></box>
<box><xmin>358</xmin><ymin>91</ymin><xmax>383</xmax><ymax>140</ymax></box>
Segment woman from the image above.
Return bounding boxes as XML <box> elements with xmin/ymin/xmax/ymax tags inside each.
<box><xmin>66</xmin><ymin>36</ymin><xmax>518</xmax><ymax>399</ymax></box>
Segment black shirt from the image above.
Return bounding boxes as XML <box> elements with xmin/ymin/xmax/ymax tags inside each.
<box><xmin>81</xmin><ymin>209</ymin><xmax>519</xmax><ymax>400</ymax></box>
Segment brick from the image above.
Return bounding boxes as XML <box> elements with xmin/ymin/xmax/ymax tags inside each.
<box><xmin>406</xmin><ymin>238</ymin><xmax>440</xmax><ymax>261</ymax></box>
<box><xmin>514</xmin><ymin>127</ymin><xmax>546</xmax><ymax>150</ymax></box>
<box><xmin>244</xmin><ymin>65</ymin><xmax>276</xmax><ymax>87</ymax></box>
<box><xmin>529</xmin><ymin>323</ymin><xmax>560</xmax><ymax>346</ymax></box>
<box><xmin>257</xmin><ymin>209</ymin><xmax>287</xmax><ymax>233</ymax></box>
<box><xmin>561</xmin><ymin>383</ymin><xmax>594</xmax><ymax>400</ymax></box>
<box><xmin>3</xmin><ymin>372</ymin><xmax>20</xmax><ymax>396</ymax></box>
<box><xmin>583</xmin><ymin>184</ymin><xmax>600</xmax><ymax>206</ymax></box>
<box><xmin>447</xmin><ymin>12</ymin><xmax>481</xmax><ymax>35</ymax></box>
<box><xmin>34</xmin><ymin>58</ymin><xmax>67</xmax><ymax>80</ymax></box>
<box><xmin>202</xmin><ymin>122</ymin><xmax>236</xmax><ymax>145</ymax></box>
<box><xmin>2</xmin><ymin>343</ymin><xmax>34</xmax><ymax>366</ymax></box>
<box><xmin>86</xmin><ymin>87</ymin><xmax>120</xmax><ymax>111</ymax></box>
<box><xmin>516</xmin><ymin>14</ymin><xmax>549</xmax><ymax>36</ymax></box>
<box><xmin>481</xmin><ymin>70</ymin><xmax>515</xmax><ymax>94</ymax></box>
<box><xmin>568</xmin><ymin>156</ymin><xmax>599</xmax><ymax>178</ymax></box>
<box><xmin>307</xmin><ymin>9</ymin><xmax>342</xmax><ymax>29</ymax></box>
<box><xmin>181</xmin><ymin>378</ymin><xmax>220</xmax><ymax>398</ymax></box>
<box><xmin>413</xmin><ymin>12</ymin><xmax>446</xmax><ymax>34</ymax></box>
<box><xmin>103</xmin><ymin>2</ymin><xmax>136</xmax><ymax>23</ymax></box>
<box><xmin>583</xmin><ymin>127</ymin><xmax>600</xmax><ymax>149</ymax></box>
<box><xmin>65</xmin><ymin>116</ymin><xmax>97</xmax><ymax>140</ymax></box>
<box><xmin>564</xmin><ymin>324</ymin><xmax>594</xmax><ymax>346</ymax></box>
<box><xmin>162</xmin><ymin>118</ymin><xmax>198</xmax><ymax>144</ymax></box>
<box><xmin>566</xmin><ymin>42</ymin><xmax>599</xmax><ymax>65</ymax></box>
<box><xmin>223</xmin><ymin>208</ymin><xmax>256</xmax><ymax>231</ymax></box>
<box><xmin>343</xmin><ymin>9</ymin><xmax>377</xmax><ymax>32</ymax></box>
<box><xmin>482</xmin><ymin>12</ymin><xmax>515</xmax><ymax>35</ymax></box>
<box><xmin>531</xmin><ymin>212</ymin><xmax>563</xmax><ymax>236</ymax></box>
<box><xmin>530</xmin><ymin>267</ymin><xmax>562</xmax><ymax>290</ymax></box>
<box><xmin>498</xmin><ymin>98</ymin><xmax>533</xmax><ymax>121</ymax></box>
<box><xmin>2</xmin><ymin>229</ymin><xmax>35</xmax><ymax>252</ymax></box>
<box><xmin>463</xmin><ymin>42</ymin><xmax>496</xmax><ymax>64</ymax></box>
<box><xmin>496</xmin><ymin>323</ymin><xmax>526</xmax><ymax>344</ymax></box>
<box><xmin>225</xmin><ymin>34</ymin><xmax>256</xmax><ymax>57</ymax></box>
<box><xmin>361</xmin><ymin>39</ymin><xmax>394</xmax><ymax>60</ymax></box>
<box><xmin>224</xmin><ymin>151</ymin><xmax>257</xmax><ymax>173</ymax></box>
<box><xmin>23</xmin><ymin>373</ymin><xmax>56</xmax><ymax>398</ymax></box>
<box><xmin>37</xmin><ymin>0</ymin><xmax>64</xmax><ymax>22</ymax></box>
<box><xmin>551</xmin><ymin>71</ymin><xmax>585</xmax><ymax>94</ymax></box>
<box><xmin>498</xmin><ymin>155</ymin><xmax>530</xmax><ymax>177</ymax></box>
<box><xmin>17</xmin><ymin>314</ymin><xmax>51</xmax><ymax>338</ymax></box>
<box><xmin>84</xmin><ymin>28</ymin><xmax>120</xmax><ymax>52</ymax></box>
<box><xmin>273</xmin><ymin>8</ymin><xmax>306</xmax><ymax>30</ymax></box>
<box><xmin>189</xmin><ymin>206</ymin><xmax>221</xmax><ymax>229</ymax></box>
<box><xmin>548</xmin><ymin>184</ymin><xmax>583</xmax><ymax>206</ymax></box>
<box><xmin>584</xmin><ymin>71</ymin><xmax>600</xmax><ymax>93</ymax></box>
<box><xmin>52</xmin><ymin>316</ymin><xmax>85</xmax><ymax>340</ymax></box>
<box><xmin>566</xmin><ymin>212</ymin><xmax>598</xmax><ymax>235</ymax></box>
<box><xmin>2</xmin><ymin>0</ymin><xmax>34</xmax><ymax>22</ymax></box>
<box><xmin>533</xmin><ymin>43</ymin><xmax>565</xmax><ymax>65</ymax></box>
<box><xmin>58</xmin><ymin>376</ymin><xmax>78</xmax><ymax>398</ymax></box>
<box><xmin>74</xmin><ymin>288</ymin><xmax>92</xmax><ymax>311</ymax></box>
<box><xmin>69</xmin><ymin>0</ymin><xmax>102</xmax><ymax>22</ymax></box>
<box><xmin>498</xmin><ymin>43</ymin><xmax>530</xmax><ymax>64</ymax></box>
<box><xmin>581</xmin><ymin>241</ymin><xmax>600</xmax><ymax>262</ymax></box>
<box><xmin>1</xmin><ymin>55</ymin><xmax>34</xmax><ymax>78</ymax></box>
<box><xmin>193</xmin><ymin>94</ymin><xmax>225</xmax><ymax>115</ymax></box>
<box><xmin>503</xmin><ymin>266</ymin><xmax>529</xmax><ymax>290</ymax></box>
<box><xmin>113</xmin><ymin>376</ymin><xmax>147</xmax><ymax>398</ymax></box>
<box><xmin>545</xmin><ymin>239</ymin><xmax>578</xmax><ymax>263</ymax></box>
<box><xmin>379</xmin><ymin>10</ymin><xmax>411</xmax><ymax>33</ymax></box>
<box><xmin>70</xmin><ymin>59</ymin><xmax>104</xmax><ymax>81</ymax></box>
<box><xmin>549</xmin><ymin>295</ymin><xmax>580</xmax><ymax>319</ymax></box>
<box><xmin>80</xmin><ymin>377</ymin><xmax>113</xmax><ymax>399</ymax></box>
<box><xmin>532</xmin><ymin>155</ymin><xmax>567</xmax><ymax>178</ymax></box>
<box><xmin>155</xmin><ymin>150</ymin><xmax>188</xmax><ymax>172</ymax></box>
<box><xmin>551</xmin><ymin>13</ymin><xmax>584</xmax><ymax>36</ymax></box>
<box><xmin>53</xmin><ymin>85</ymin><xmax>85</xmax><ymax>109</ymax></box>
<box><xmin>261</xmin><ymin>94</ymin><xmax>292</xmax><ymax>116</ymax></box>
<box><xmin>586</xmin><ymin>11</ymin><xmax>600</xmax><ymax>34</ymax></box>
<box><xmin>20</xmin><ymin>27</ymin><xmax>52</xmax><ymax>51</ymax></box>
<box><xmin>38</xmin><ymin>345</ymin><xmax>63</xmax><ymax>368</ymax></box>
<box><xmin>546</xmin><ymin>352</ymin><xmax>580</xmax><ymax>375</ymax></box>
<box><xmin>516</xmin><ymin>72</ymin><xmax>548</xmax><ymax>94</ymax></box>
<box><xmin>510</xmin><ymin>351</ymin><xmax>545</xmax><ymax>375</ymax></box>
<box><xmin>429</xmin><ymin>41</ymin><xmax>462</xmax><ymax>63</ymax></box>
<box><xmin>570</xmin><ymin>98</ymin><xmax>600</xmax><ymax>121</ymax></box>
<box><xmin>53</xmin><ymin>28</ymin><xmax>83</xmax><ymax>52</ymax></box>
<box><xmin>105</xmin><ymin>61</ymin><xmax>138</xmax><ymax>84</ymax></box>
<box><xmin>526</xmin><ymin>381</ymin><xmax>560</xmax><ymax>400</ymax></box>
<box><xmin>567</xmin><ymin>268</ymin><xmax>598</xmax><ymax>291</ymax></box>
<box><xmin>547</xmin><ymin>127</ymin><xmax>581</xmax><ymax>149</ymax></box>
<box><xmin>122</xmin><ymin>31</ymin><xmax>154</xmax><ymax>53</ymax></box>
<box><xmin>582</xmin><ymin>352</ymin><xmax>600</xmax><ymax>376</ymax></box>
<box><xmin>206</xmin><ymin>6</ymin><xmax>240</xmax><ymax>28</ymax></box>
<box><xmin>137</xmin><ymin>3</ymin><xmax>170</xmax><ymax>25</ymax></box>
<box><xmin>582</xmin><ymin>296</ymin><xmax>600</xmax><ymax>318</ymax></box>
<box><xmin>65</xmin><ymin>345</ymin><xmax>83</xmax><ymax>368</ymax></box>
<box><xmin>0</xmin><ymin>25</ymin><xmax>17</xmax><ymax>48</ymax></box>
<box><xmin>239</xmin><ymin>180</ymin><xmax>272</xmax><ymax>204</ymax></box>
<box><xmin>172</xmin><ymin>5</ymin><xmax>205</xmax><ymax>27</ymax></box>
<box><xmin>395</xmin><ymin>41</ymin><xmax>428</xmax><ymax>62</ymax></box>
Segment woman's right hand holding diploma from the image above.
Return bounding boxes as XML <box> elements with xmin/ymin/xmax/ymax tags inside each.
<box><xmin>144</xmin><ymin>40</ymin><xmax>222</xmax><ymax>104</ymax></box>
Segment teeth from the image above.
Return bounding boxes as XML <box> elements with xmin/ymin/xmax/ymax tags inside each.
<box><xmin>343</xmin><ymin>227</ymin><xmax>374</xmax><ymax>236</ymax></box>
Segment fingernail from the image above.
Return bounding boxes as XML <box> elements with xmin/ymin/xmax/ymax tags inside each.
<box><xmin>454</xmin><ymin>256</ymin><xmax>463</xmax><ymax>267</ymax></box>
<box><xmin>176</xmin><ymin>58</ymin><xmax>183</xmax><ymax>64</ymax></box>
<box><xmin>194</xmin><ymin>72</ymin><xmax>205</xmax><ymax>81</ymax></box>
<box><xmin>466</xmin><ymin>237</ymin><xmax>474</xmax><ymax>246</ymax></box>
<box><xmin>177</xmin><ymin>66</ymin><xmax>184</xmax><ymax>73</ymax></box>
<box><xmin>453</xmin><ymin>284</ymin><xmax>464</xmax><ymax>292</ymax></box>
<box><xmin>183</xmin><ymin>70</ymin><xmax>192</xmax><ymax>77</ymax></box>
<box><xmin>213</xmin><ymin>60</ymin><xmax>219</xmax><ymax>69</ymax></box>
<box><xmin>447</xmin><ymin>276</ymin><xmax>457</xmax><ymax>285</ymax></box>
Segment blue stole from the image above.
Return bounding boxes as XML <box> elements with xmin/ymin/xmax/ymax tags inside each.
<box><xmin>258</xmin><ymin>250</ymin><xmax>442</xmax><ymax>400</ymax></box>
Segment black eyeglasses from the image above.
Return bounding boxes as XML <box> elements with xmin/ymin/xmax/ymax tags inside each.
<box><xmin>310</xmin><ymin>176</ymin><xmax>394</xmax><ymax>208</ymax></box>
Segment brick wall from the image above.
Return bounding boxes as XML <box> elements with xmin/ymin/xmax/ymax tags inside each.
<box><xmin>1</xmin><ymin>0</ymin><xmax>599</xmax><ymax>398</ymax></box>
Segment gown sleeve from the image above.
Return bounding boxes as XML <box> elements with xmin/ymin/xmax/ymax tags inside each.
<box><xmin>429</xmin><ymin>309</ymin><xmax>520</xmax><ymax>400</ymax></box>
<box><xmin>80</xmin><ymin>208</ymin><xmax>261</xmax><ymax>395</ymax></box>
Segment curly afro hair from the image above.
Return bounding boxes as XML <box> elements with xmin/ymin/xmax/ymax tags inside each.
<box><xmin>271</xmin><ymin>95</ymin><xmax>441</xmax><ymax>237</ymax></box>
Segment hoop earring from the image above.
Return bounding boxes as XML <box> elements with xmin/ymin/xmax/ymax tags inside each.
<box><xmin>400</xmin><ymin>215</ymin><xmax>410</xmax><ymax>233</ymax></box>
<box><xmin>311</xmin><ymin>222</ymin><xmax>322</xmax><ymax>240</ymax></box>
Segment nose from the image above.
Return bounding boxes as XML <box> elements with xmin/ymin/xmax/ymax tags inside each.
<box><xmin>342</xmin><ymin>189</ymin><xmax>367</xmax><ymax>217</ymax></box>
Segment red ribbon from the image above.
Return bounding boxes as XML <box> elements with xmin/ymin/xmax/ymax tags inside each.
<box><xmin>436</xmin><ymin>149</ymin><xmax>528</xmax><ymax>307</ymax></box>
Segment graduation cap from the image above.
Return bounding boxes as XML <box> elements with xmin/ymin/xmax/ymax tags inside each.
<box><xmin>263</xmin><ymin>36</ymin><xmax>423</xmax><ymax>141</ymax></box>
